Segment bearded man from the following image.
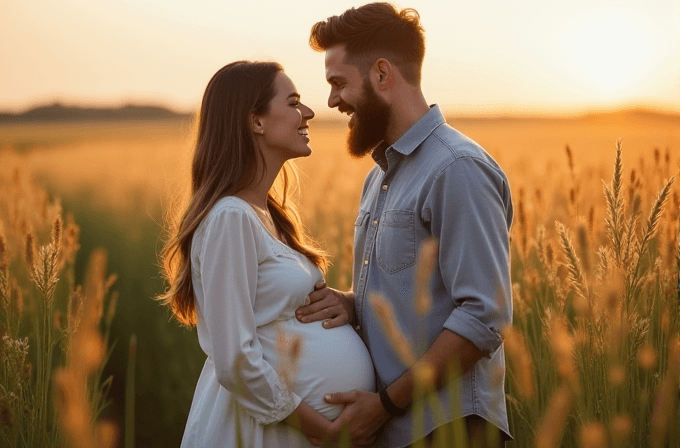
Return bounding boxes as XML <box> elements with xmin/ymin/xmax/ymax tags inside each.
<box><xmin>296</xmin><ymin>4</ymin><xmax>514</xmax><ymax>447</ymax></box>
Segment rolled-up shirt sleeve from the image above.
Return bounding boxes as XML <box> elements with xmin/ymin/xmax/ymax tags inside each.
<box><xmin>195</xmin><ymin>207</ymin><xmax>302</xmax><ymax>424</ymax></box>
<box><xmin>424</xmin><ymin>155</ymin><xmax>513</xmax><ymax>356</ymax></box>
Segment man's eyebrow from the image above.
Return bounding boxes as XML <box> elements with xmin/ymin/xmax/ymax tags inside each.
<box><xmin>287</xmin><ymin>92</ymin><xmax>301</xmax><ymax>100</ymax></box>
<box><xmin>327</xmin><ymin>76</ymin><xmax>345</xmax><ymax>85</ymax></box>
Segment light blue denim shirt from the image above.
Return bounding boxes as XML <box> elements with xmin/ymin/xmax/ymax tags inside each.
<box><xmin>352</xmin><ymin>105</ymin><xmax>513</xmax><ymax>447</ymax></box>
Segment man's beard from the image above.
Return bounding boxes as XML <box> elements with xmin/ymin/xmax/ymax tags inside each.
<box><xmin>346</xmin><ymin>79</ymin><xmax>391</xmax><ymax>158</ymax></box>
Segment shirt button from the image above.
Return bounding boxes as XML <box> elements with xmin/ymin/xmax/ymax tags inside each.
<box><xmin>382</xmin><ymin>184</ymin><xmax>388</xmax><ymax>191</ymax></box>
<box><xmin>364</xmin><ymin>259</ymin><xmax>369</xmax><ymax>265</ymax></box>
<box><xmin>372</xmin><ymin>219</ymin><xmax>378</xmax><ymax>226</ymax></box>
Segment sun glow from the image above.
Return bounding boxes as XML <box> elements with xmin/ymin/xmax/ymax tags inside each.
<box><xmin>558</xmin><ymin>7</ymin><xmax>664</xmax><ymax>103</ymax></box>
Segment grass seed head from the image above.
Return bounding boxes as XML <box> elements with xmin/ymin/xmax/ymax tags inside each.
<box><xmin>0</xmin><ymin>234</ymin><xmax>7</xmax><ymax>270</ymax></box>
<box><xmin>579</xmin><ymin>421</ymin><xmax>607</xmax><ymax>448</ymax></box>
<box><xmin>637</xmin><ymin>344</ymin><xmax>658</xmax><ymax>370</ymax></box>
<box><xmin>611</xmin><ymin>414</ymin><xmax>633</xmax><ymax>444</ymax></box>
<box><xmin>414</xmin><ymin>238</ymin><xmax>438</xmax><ymax>315</ymax></box>
<box><xmin>276</xmin><ymin>326</ymin><xmax>303</xmax><ymax>391</ymax></box>
<box><xmin>414</xmin><ymin>360</ymin><xmax>436</xmax><ymax>391</ymax></box>
<box><xmin>51</xmin><ymin>215</ymin><xmax>62</xmax><ymax>256</ymax></box>
<box><xmin>24</xmin><ymin>232</ymin><xmax>35</xmax><ymax>274</ymax></box>
<box><xmin>535</xmin><ymin>386</ymin><xmax>572</xmax><ymax>448</ymax></box>
<box><xmin>549</xmin><ymin>315</ymin><xmax>577</xmax><ymax>385</ymax></box>
<box><xmin>502</xmin><ymin>326</ymin><xmax>534</xmax><ymax>400</ymax></box>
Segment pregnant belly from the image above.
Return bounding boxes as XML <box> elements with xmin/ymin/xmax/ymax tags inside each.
<box><xmin>259</xmin><ymin>319</ymin><xmax>375</xmax><ymax>421</ymax></box>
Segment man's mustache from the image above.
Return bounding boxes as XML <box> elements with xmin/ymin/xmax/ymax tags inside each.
<box><xmin>337</xmin><ymin>102</ymin><xmax>354</xmax><ymax>115</ymax></box>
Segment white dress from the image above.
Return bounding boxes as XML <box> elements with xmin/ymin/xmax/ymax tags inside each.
<box><xmin>180</xmin><ymin>197</ymin><xmax>376</xmax><ymax>448</ymax></box>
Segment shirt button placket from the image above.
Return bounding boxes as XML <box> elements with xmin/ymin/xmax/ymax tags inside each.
<box><xmin>357</xmin><ymin>179</ymin><xmax>389</xmax><ymax>328</ymax></box>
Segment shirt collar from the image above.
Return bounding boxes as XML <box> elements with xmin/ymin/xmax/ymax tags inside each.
<box><xmin>371</xmin><ymin>104</ymin><xmax>445</xmax><ymax>170</ymax></box>
<box><xmin>391</xmin><ymin>104</ymin><xmax>445</xmax><ymax>156</ymax></box>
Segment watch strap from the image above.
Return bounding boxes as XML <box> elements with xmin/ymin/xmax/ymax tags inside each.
<box><xmin>379</xmin><ymin>387</ymin><xmax>408</xmax><ymax>417</ymax></box>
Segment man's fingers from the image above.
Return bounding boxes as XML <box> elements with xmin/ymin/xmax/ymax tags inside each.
<box><xmin>305</xmin><ymin>288</ymin><xmax>330</xmax><ymax>305</ymax></box>
<box><xmin>314</xmin><ymin>280</ymin><xmax>326</xmax><ymax>290</ymax></box>
<box><xmin>324</xmin><ymin>391</ymin><xmax>357</xmax><ymax>405</ymax></box>
<box><xmin>298</xmin><ymin>305</ymin><xmax>344</xmax><ymax>324</ymax></box>
<box><xmin>322</xmin><ymin>313</ymin><xmax>349</xmax><ymax>329</ymax></box>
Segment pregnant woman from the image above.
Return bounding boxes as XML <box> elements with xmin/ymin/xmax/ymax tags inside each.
<box><xmin>158</xmin><ymin>61</ymin><xmax>375</xmax><ymax>447</ymax></box>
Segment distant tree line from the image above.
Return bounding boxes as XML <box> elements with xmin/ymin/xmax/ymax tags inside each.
<box><xmin>0</xmin><ymin>102</ymin><xmax>193</xmax><ymax>122</ymax></box>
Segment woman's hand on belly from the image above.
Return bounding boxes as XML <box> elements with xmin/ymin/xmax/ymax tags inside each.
<box><xmin>295</xmin><ymin>281</ymin><xmax>356</xmax><ymax>329</ymax></box>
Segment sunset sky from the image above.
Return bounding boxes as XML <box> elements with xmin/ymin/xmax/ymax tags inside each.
<box><xmin>1</xmin><ymin>0</ymin><xmax>678</xmax><ymax>117</ymax></box>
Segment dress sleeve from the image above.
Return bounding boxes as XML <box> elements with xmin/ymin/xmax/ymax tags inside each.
<box><xmin>424</xmin><ymin>156</ymin><xmax>514</xmax><ymax>356</ymax></box>
<box><xmin>196</xmin><ymin>206</ymin><xmax>302</xmax><ymax>424</ymax></box>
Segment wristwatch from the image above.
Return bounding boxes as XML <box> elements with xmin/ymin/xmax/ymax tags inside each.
<box><xmin>379</xmin><ymin>387</ymin><xmax>408</xmax><ymax>417</ymax></box>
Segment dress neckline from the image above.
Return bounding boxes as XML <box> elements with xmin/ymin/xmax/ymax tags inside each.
<box><xmin>227</xmin><ymin>196</ymin><xmax>305</xmax><ymax>258</ymax></box>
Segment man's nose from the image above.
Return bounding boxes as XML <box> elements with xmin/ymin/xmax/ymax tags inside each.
<box><xmin>327</xmin><ymin>90</ymin><xmax>340</xmax><ymax>109</ymax></box>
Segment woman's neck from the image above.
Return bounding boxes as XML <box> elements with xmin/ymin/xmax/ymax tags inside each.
<box><xmin>235</xmin><ymin>159</ymin><xmax>281</xmax><ymax>209</ymax></box>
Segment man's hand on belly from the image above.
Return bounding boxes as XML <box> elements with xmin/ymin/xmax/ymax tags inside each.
<box><xmin>323</xmin><ymin>390</ymin><xmax>389</xmax><ymax>446</ymax></box>
<box><xmin>295</xmin><ymin>282</ymin><xmax>356</xmax><ymax>329</ymax></box>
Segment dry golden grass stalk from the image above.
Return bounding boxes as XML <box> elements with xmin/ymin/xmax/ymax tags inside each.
<box><xmin>650</xmin><ymin>335</ymin><xmax>680</xmax><ymax>448</ymax></box>
<box><xmin>413</xmin><ymin>360</ymin><xmax>436</xmax><ymax>393</ymax></box>
<box><xmin>501</xmin><ymin>326</ymin><xmax>534</xmax><ymax>400</ymax></box>
<box><xmin>53</xmin><ymin>248</ymin><xmax>116</xmax><ymax>448</ymax></box>
<box><xmin>33</xmin><ymin>242</ymin><xmax>60</xmax><ymax>304</ymax></box>
<box><xmin>636</xmin><ymin>344</ymin><xmax>658</xmax><ymax>371</ymax></box>
<box><xmin>610</xmin><ymin>414</ymin><xmax>633</xmax><ymax>445</ymax></box>
<box><xmin>24</xmin><ymin>232</ymin><xmax>36</xmax><ymax>275</ymax></box>
<box><xmin>0</xmin><ymin>234</ymin><xmax>7</xmax><ymax>270</ymax></box>
<box><xmin>576</xmin><ymin>219</ymin><xmax>590</xmax><ymax>275</ymax></box>
<box><xmin>578</xmin><ymin>421</ymin><xmax>607</xmax><ymax>448</ymax></box>
<box><xmin>631</xmin><ymin>176</ymin><xmax>675</xmax><ymax>285</ymax></box>
<box><xmin>414</xmin><ymin>238</ymin><xmax>438</xmax><ymax>316</ymax></box>
<box><xmin>276</xmin><ymin>326</ymin><xmax>303</xmax><ymax>391</ymax></box>
<box><xmin>518</xmin><ymin>188</ymin><xmax>528</xmax><ymax>257</ymax></box>
<box><xmin>369</xmin><ymin>294</ymin><xmax>416</xmax><ymax>366</ymax></box>
<box><xmin>603</xmin><ymin>140</ymin><xmax>625</xmax><ymax>265</ymax></box>
<box><xmin>547</xmin><ymin>315</ymin><xmax>577</xmax><ymax>386</ymax></box>
<box><xmin>556</xmin><ymin>221</ymin><xmax>589</xmax><ymax>310</ymax></box>
<box><xmin>535</xmin><ymin>386</ymin><xmax>573</xmax><ymax>448</ymax></box>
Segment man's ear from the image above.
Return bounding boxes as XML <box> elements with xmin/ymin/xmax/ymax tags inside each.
<box><xmin>250</xmin><ymin>113</ymin><xmax>265</xmax><ymax>135</ymax></box>
<box><xmin>375</xmin><ymin>59</ymin><xmax>394</xmax><ymax>91</ymax></box>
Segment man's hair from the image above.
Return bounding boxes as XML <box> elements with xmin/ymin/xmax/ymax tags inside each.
<box><xmin>309</xmin><ymin>2</ymin><xmax>425</xmax><ymax>85</ymax></box>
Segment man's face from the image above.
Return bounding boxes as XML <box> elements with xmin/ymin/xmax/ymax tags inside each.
<box><xmin>325</xmin><ymin>45</ymin><xmax>390</xmax><ymax>158</ymax></box>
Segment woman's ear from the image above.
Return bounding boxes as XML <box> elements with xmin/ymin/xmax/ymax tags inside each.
<box><xmin>250</xmin><ymin>113</ymin><xmax>265</xmax><ymax>135</ymax></box>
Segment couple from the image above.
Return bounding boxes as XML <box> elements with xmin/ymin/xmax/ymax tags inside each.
<box><xmin>160</xmin><ymin>3</ymin><xmax>513</xmax><ymax>448</ymax></box>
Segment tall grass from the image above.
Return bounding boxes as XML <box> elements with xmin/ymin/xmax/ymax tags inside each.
<box><xmin>0</xmin><ymin>167</ymin><xmax>118</xmax><ymax>448</ymax></box>
<box><xmin>1</xmin><ymin>116</ymin><xmax>679</xmax><ymax>446</ymax></box>
<box><xmin>505</xmin><ymin>141</ymin><xmax>680</xmax><ymax>447</ymax></box>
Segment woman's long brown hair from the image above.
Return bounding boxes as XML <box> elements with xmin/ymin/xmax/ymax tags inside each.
<box><xmin>158</xmin><ymin>61</ymin><xmax>328</xmax><ymax>327</ymax></box>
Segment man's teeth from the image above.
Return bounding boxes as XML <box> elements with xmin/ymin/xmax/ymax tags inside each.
<box><xmin>298</xmin><ymin>128</ymin><xmax>309</xmax><ymax>136</ymax></box>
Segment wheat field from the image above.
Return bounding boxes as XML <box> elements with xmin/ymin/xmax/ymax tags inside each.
<box><xmin>0</xmin><ymin>112</ymin><xmax>679</xmax><ymax>447</ymax></box>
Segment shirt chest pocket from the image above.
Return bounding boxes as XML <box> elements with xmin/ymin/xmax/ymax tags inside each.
<box><xmin>376</xmin><ymin>210</ymin><xmax>416</xmax><ymax>274</ymax></box>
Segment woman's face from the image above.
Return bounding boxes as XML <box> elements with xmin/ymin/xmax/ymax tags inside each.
<box><xmin>255</xmin><ymin>72</ymin><xmax>315</xmax><ymax>162</ymax></box>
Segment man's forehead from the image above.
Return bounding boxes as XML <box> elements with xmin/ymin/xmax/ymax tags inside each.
<box><xmin>324</xmin><ymin>45</ymin><xmax>358</xmax><ymax>78</ymax></box>
<box><xmin>324</xmin><ymin>46</ymin><xmax>345</xmax><ymax>69</ymax></box>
